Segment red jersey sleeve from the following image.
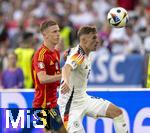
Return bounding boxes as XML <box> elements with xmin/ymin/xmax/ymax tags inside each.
<box><xmin>33</xmin><ymin>50</ymin><xmax>46</xmax><ymax>73</ymax></box>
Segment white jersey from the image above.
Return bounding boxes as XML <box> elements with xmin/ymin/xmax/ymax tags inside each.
<box><xmin>58</xmin><ymin>45</ymin><xmax>111</xmax><ymax>133</ymax></box>
<box><xmin>58</xmin><ymin>45</ymin><xmax>91</xmax><ymax>105</ymax></box>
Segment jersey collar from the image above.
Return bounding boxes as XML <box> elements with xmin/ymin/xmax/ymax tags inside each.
<box><xmin>78</xmin><ymin>45</ymin><xmax>86</xmax><ymax>55</ymax></box>
<box><xmin>42</xmin><ymin>44</ymin><xmax>55</xmax><ymax>53</ymax></box>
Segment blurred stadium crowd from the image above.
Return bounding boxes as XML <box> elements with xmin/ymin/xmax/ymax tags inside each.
<box><xmin>0</xmin><ymin>0</ymin><xmax>150</xmax><ymax>89</ymax></box>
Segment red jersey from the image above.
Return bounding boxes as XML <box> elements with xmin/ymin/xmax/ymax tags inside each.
<box><xmin>32</xmin><ymin>44</ymin><xmax>61</xmax><ymax>108</ymax></box>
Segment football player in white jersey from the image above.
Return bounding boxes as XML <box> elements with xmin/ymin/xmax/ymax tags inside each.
<box><xmin>58</xmin><ymin>26</ymin><xmax>128</xmax><ymax>133</ymax></box>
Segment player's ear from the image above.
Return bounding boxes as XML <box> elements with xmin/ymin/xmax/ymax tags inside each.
<box><xmin>42</xmin><ymin>31</ymin><xmax>48</xmax><ymax>39</ymax></box>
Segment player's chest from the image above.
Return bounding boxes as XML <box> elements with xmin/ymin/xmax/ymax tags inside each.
<box><xmin>80</xmin><ymin>58</ymin><xmax>91</xmax><ymax>72</ymax></box>
<box><xmin>45</xmin><ymin>54</ymin><xmax>60</xmax><ymax>72</ymax></box>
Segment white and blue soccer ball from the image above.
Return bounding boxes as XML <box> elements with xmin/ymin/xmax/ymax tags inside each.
<box><xmin>107</xmin><ymin>7</ymin><xmax>129</xmax><ymax>28</ymax></box>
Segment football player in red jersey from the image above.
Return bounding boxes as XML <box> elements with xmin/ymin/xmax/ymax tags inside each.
<box><xmin>31</xmin><ymin>19</ymin><xmax>67</xmax><ymax>133</ymax></box>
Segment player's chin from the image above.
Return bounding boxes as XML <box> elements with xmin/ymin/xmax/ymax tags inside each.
<box><xmin>54</xmin><ymin>40</ymin><xmax>59</xmax><ymax>45</ymax></box>
<box><xmin>54</xmin><ymin>38</ymin><xmax>59</xmax><ymax>43</ymax></box>
<box><xmin>93</xmin><ymin>47</ymin><xmax>97</xmax><ymax>51</ymax></box>
<box><xmin>91</xmin><ymin>48</ymin><xmax>96</xmax><ymax>52</ymax></box>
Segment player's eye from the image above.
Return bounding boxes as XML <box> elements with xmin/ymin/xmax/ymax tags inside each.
<box><xmin>93</xmin><ymin>36</ymin><xmax>97</xmax><ymax>39</ymax></box>
<box><xmin>53</xmin><ymin>30</ymin><xmax>60</xmax><ymax>33</ymax></box>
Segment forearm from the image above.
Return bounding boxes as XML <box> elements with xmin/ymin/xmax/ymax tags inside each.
<box><xmin>38</xmin><ymin>72</ymin><xmax>61</xmax><ymax>84</ymax></box>
<box><xmin>44</xmin><ymin>74</ymin><xmax>61</xmax><ymax>84</ymax></box>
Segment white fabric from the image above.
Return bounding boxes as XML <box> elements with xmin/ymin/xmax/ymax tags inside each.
<box><xmin>58</xmin><ymin>45</ymin><xmax>110</xmax><ymax>132</ymax></box>
<box><xmin>58</xmin><ymin>45</ymin><xmax>91</xmax><ymax>104</ymax></box>
<box><xmin>59</xmin><ymin>95</ymin><xmax>110</xmax><ymax>133</ymax></box>
<box><xmin>114</xmin><ymin>114</ymin><xmax>128</xmax><ymax>133</ymax></box>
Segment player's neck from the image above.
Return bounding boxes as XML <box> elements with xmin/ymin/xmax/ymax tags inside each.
<box><xmin>79</xmin><ymin>44</ymin><xmax>90</xmax><ymax>56</ymax></box>
<box><xmin>44</xmin><ymin>41</ymin><xmax>55</xmax><ymax>51</ymax></box>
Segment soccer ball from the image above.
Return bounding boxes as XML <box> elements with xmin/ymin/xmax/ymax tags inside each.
<box><xmin>107</xmin><ymin>7</ymin><xmax>129</xmax><ymax>28</ymax></box>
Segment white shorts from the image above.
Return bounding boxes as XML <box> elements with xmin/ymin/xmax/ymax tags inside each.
<box><xmin>59</xmin><ymin>95</ymin><xmax>111</xmax><ymax>133</ymax></box>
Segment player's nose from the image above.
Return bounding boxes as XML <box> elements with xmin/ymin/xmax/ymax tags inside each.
<box><xmin>96</xmin><ymin>38</ymin><xmax>100</xmax><ymax>44</ymax></box>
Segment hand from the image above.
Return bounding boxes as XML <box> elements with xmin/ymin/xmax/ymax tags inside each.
<box><xmin>61</xmin><ymin>81</ymin><xmax>70</xmax><ymax>94</ymax></box>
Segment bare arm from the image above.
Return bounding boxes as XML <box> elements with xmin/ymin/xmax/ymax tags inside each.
<box><xmin>61</xmin><ymin>64</ymin><xmax>73</xmax><ymax>94</ymax></box>
<box><xmin>37</xmin><ymin>71</ymin><xmax>61</xmax><ymax>84</ymax></box>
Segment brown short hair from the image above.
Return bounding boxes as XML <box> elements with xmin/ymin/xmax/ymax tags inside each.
<box><xmin>40</xmin><ymin>19</ymin><xmax>57</xmax><ymax>32</ymax></box>
<box><xmin>78</xmin><ymin>26</ymin><xmax>97</xmax><ymax>39</ymax></box>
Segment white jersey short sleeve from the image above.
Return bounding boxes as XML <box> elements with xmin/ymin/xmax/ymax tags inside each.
<box><xmin>65</xmin><ymin>47</ymin><xmax>84</xmax><ymax>70</ymax></box>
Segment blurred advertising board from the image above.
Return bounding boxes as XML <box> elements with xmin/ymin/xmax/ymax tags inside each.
<box><xmin>61</xmin><ymin>53</ymin><xmax>145</xmax><ymax>87</ymax></box>
<box><xmin>88</xmin><ymin>53</ymin><xmax>145</xmax><ymax>87</ymax></box>
<box><xmin>0</xmin><ymin>89</ymin><xmax>150</xmax><ymax>133</ymax></box>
